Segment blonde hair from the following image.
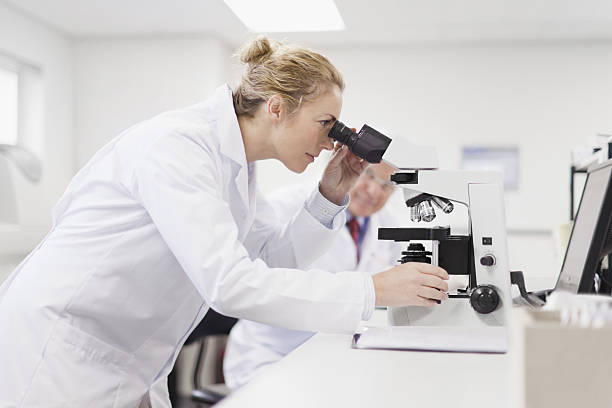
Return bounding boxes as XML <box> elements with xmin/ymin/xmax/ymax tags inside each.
<box><xmin>232</xmin><ymin>36</ymin><xmax>345</xmax><ymax>117</ymax></box>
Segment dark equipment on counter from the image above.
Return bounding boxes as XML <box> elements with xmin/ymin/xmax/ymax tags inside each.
<box><xmin>513</xmin><ymin>159</ymin><xmax>612</xmax><ymax>307</ymax></box>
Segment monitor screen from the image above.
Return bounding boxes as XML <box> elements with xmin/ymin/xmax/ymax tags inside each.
<box><xmin>556</xmin><ymin>162</ymin><xmax>612</xmax><ymax>293</ymax></box>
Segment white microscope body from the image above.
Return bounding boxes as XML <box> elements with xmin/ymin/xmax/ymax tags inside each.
<box><xmin>381</xmin><ymin>140</ymin><xmax>512</xmax><ymax>328</ymax></box>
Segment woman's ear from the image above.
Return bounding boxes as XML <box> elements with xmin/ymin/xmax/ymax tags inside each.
<box><xmin>267</xmin><ymin>95</ymin><xmax>284</xmax><ymax>122</ymax></box>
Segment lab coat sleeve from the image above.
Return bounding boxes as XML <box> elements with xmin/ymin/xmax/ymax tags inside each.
<box><xmin>243</xmin><ymin>188</ymin><xmax>347</xmax><ymax>269</ymax></box>
<box><xmin>130</xmin><ymin>133</ymin><xmax>367</xmax><ymax>333</ymax></box>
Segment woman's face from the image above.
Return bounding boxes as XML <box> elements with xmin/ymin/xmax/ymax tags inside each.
<box><xmin>274</xmin><ymin>85</ymin><xmax>343</xmax><ymax>173</ymax></box>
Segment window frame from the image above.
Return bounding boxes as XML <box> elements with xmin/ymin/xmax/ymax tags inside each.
<box><xmin>0</xmin><ymin>54</ymin><xmax>20</xmax><ymax>146</ymax></box>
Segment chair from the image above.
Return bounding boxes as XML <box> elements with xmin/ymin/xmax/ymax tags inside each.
<box><xmin>186</xmin><ymin>309</ymin><xmax>237</xmax><ymax>405</ymax></box>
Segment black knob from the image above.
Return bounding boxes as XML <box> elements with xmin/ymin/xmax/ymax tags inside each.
<box><xmin>390</xmin><ymin>172</ymin><xmax>418</xmax><ymax>184</ymax></box>
<box><xmin>470</xmin><ymin>285</ymin><xmax>500</xmax><ymax>314</ymax></box>
<box><xmin>480</xmin><ymin>255</ymin><xmax>496</xmax><ymax>266</ymax></box>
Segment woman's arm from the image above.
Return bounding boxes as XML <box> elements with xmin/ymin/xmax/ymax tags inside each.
<box><xmin>243</xmin><ymin>185</ymin><xmax>347</xmax><ymax>269</ymax></box>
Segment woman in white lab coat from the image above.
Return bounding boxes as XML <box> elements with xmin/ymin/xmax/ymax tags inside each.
<box><xmin>0</xmin><ymin>37</ymin><xmax>449</xmax><ymax>407</ymax></box>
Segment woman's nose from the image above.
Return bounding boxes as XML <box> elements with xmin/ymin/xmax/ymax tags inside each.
<box><xmin>321</xmin><ymin>137</ymin><xmax>334</xmax><ymax>151</ymax></box>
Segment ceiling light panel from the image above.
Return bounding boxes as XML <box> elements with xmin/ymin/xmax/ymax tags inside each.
<box><xmin>223</xmin><ymin>0</ymin><xmax>345</xmax><ymax>32</ymax></box>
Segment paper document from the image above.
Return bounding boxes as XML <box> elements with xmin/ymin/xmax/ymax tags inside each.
<box><xmin>352</xmin><ymin>326</ymin><xmax>507</xmax><ymax>354</ymax></box>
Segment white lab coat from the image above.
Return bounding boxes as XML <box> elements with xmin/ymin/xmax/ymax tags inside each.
<box><xmin>0</xmin><ymin>84</ymin><xmax>372</xmax><ymax>407</ymax></box>
<box><xmin>223</xmin><ymin>183</ymin><xmax>404</xmax><ymax>389</ymax></box>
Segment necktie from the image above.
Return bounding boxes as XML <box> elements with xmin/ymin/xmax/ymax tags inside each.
<box><xmin>346</xmin><ymin>217</ymin><xmax>360</xmax><ymax>262</ymax></box>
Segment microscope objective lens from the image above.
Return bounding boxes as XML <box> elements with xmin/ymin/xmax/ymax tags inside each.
<box><xmin>431</xmin><ymin>196</ymin><xmax>454</xmax><ymax>214</ymax></box>
<box><xmin>410</xmin><ymin>205</ymin><xmax>421</xmax><ymax>222</ymax></box>
<box><xmin>418</xmin><ymin>200</ymin><xmax>436</xmax><ymax>222</ymax></box>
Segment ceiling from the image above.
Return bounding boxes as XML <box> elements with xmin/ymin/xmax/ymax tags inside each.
<box><xmin>6</xmin><ymin>0</ymin><xmax>612</xmax><ymax>47</ymax></box>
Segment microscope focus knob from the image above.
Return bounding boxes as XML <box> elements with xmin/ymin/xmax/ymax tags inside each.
<box><xmin>480</xmin><ymin>255</ymin><xmax>496</xmax><ymax>267</ymax></box>
<box><xmin>470</xmin><ymin>285</ymin><xmax>500</xmax><ymax>314</ymax></box>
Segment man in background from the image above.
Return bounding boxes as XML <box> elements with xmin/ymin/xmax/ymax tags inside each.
<box><xmin>223</xmin><ymin>161</ymin><xmax>403</xmax><ymax>389</ymax></box>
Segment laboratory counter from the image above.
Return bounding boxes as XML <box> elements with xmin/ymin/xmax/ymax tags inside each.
<box><xmin>217</xmin><ymin>310</ymin><xmax>512</xmax><ymax>408</ymax></box>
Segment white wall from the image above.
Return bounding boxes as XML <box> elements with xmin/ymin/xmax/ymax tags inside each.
<box><xmin>72</xmin><ymin>38</ymin><xmax>612</xmax><ymax>284</ymax></box>
<box><xmin>311</xmin><ymin>43</ymin><xmax>612</xmax><ymax>282</ymax></box>
<box><xmin>0</xmin><ymin>2</ymin><xmax>74</xmax><ymax>280</ymax></box>
<box><xmin>74</xmin><ymin>36</ymin><xmax>233</xmax><ymax>167</ymax></box>
<box><xmin>321</xmin><ymin>43</ymin><xmax>612</xmax><ymax>231</ymax></box>
<box><xmin>260</xmin><ymin>42</ymin><xmax>612</xmax><ymax>282</ymax></box>
<box><xmin>75</xmin><ymin>39</ymin><xmax>612</xmax><ymax>233</ymax></box>
<box><xmin>253</xmin><ymin>43</ymin><xmax>612</xmax><ymax>233</ymax></box>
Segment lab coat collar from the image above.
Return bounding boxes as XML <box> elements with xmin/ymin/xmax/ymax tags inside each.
<box><xmin>215</xmin><ymin>84</ymin><xmax>251</xmax><ymax>208</ymax></box>
<box><xmin>215</xmin><ymin>84</ymin><xmax>247</xmax><ymax>167</ymax></box>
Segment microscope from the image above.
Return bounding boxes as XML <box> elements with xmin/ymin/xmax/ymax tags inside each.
<box><xmin>329</xmin><ymin>121</ymin><xmax>512</xmax><ymax>329</ymax></box>
<box><xmin>380</xmin><ymin>168</ymin><xmax>512</xmax><ymax>328</ymax></box>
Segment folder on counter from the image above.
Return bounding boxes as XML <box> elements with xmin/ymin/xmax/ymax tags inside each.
<box><xmin>352</xmin><ymin>326</ymin><xmax>507</xmax><ymax>354</ymax></box>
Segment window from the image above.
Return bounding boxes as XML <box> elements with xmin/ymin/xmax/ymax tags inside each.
<box><xmin>0</xmin><ymin>66</ymin><xmax>18</xmax><ymax>145</ymax></box>
<box><xmin>0</xmin><ymin>53</ymin><xmax>43</xmax><ymax>183</ymax></box>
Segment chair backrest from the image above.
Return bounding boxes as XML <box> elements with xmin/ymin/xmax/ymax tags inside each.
<box><xmin>186</xmin><ymin>309</ymin><xmax>238</xmax><ymax>345</ymax></box>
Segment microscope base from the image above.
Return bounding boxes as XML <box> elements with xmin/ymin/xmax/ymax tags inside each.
<box><xmin>388</xmin><ymin>298</ymin><xmax>506</xmax><ymax>327</ymax></box>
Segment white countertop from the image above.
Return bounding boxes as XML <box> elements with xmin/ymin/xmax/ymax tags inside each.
<box><xmin>218</xmin><ymin>310</ymin><xmax>513</xmax><ymax>408</ymax></box>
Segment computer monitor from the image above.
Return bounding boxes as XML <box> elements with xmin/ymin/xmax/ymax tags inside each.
<box><xmin>556</xmin><ymin>159</ymin><xmax>612</xmax><ymax>293</ymax></box>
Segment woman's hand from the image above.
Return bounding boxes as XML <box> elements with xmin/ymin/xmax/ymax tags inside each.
<box><xmin>319</xmin><ymin>143</ymin><xmax>370</xmax><ymax>205</ymax></box>
<box><xmin>372</xmin><ymin>263</ymin><xmax>449</xmax><ymax>307</ymax></box>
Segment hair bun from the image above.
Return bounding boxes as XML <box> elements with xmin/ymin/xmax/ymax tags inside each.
<box><xmin>240</xmin><ymin>36</ymin><xmax>276</xmax><ymax>64</ymax></box>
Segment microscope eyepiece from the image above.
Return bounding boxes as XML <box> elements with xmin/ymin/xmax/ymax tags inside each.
<box><xmin>327</xmin><ymin>121</ymin><xmax>355</xmax><ymax>146</ymax></box>
<box><xmin>328</xmin><ymin>121</ymin><xmax>392</xmax><ymax>163</ymax></box>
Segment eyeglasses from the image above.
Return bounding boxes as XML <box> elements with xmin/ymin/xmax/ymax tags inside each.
<box><xmin>363</xmin><ymin>168</ymin><xmax>395</xmax><ymax>192</ymax></box>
